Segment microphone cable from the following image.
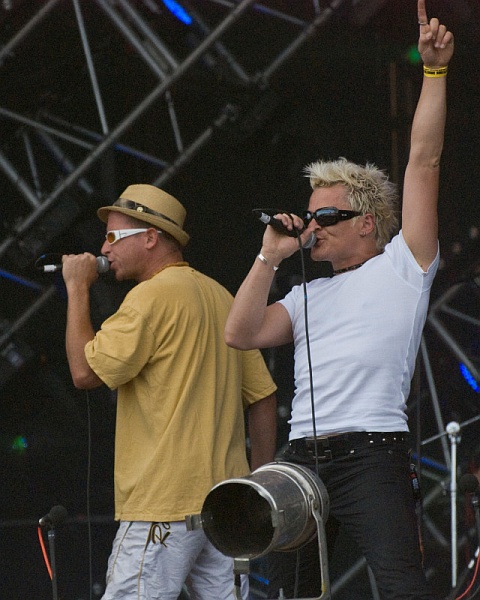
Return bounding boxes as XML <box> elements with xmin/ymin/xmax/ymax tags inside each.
<box><xmin>292</xmin><ymin>230</ymin><xmax>322</xmax><ymax>477</ymax></box>
<box><xmin>85</xmin><ymin>390</ymin><xmax>94</xmax><ymax>600</ymax></box>
<box><xmin>256</xmin><ymin>209</ymin><xmax>325</xmax><ymax>477</ymax></box>
<box><xmin>35</xmin><ymin>253</ymin><xmax>63</xmax><ymax>267</ymax></box>
<box><xmin>299</xmin><ymin>249</ymin><xmax>322</xmax><ymax>476</ymax></box>
<box><xmin>287</xmin><ymin>229</ymin><xmax>322</xmax><ymax>600</ymax></box>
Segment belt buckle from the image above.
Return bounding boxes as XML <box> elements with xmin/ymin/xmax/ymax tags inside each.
<box><xmin>318</xmin><ymin>447</ymin><xmax>333</xmax><ymax>461</ymax></box>
<box><xmin>306</xmin><ymin>437</ymin><xmax>333</xmax><ymax>461</ymax></box>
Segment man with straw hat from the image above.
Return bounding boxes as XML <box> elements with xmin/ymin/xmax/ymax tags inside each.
<box><xmin>62</xmin><ymin>183</ymin><xmax>277</xmax><ymax>600</ymax></box>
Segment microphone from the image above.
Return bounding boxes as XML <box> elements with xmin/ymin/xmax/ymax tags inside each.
<box><xmin>39</xmin><ymin>505</ymin><xmax>68</xmax><ymax>528</ymax></box>
<box><xmin>41</xmin><ymin>256</ymin><xmax>110</xmax><ymax>273</ymax></box>
<box><xmin>446</xmin><ymin>421</ymin><xmax>461</xmax><ymax>436</ymax></box>
<box><xmin>252</xmin><ymin>209</ymin><xmax>316</xmax><ymax>250</ymax></box>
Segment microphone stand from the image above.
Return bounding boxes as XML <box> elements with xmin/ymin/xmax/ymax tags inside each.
<box><xmin>422</xmin><ymin>420</ymin><xmax>464</xmax><ymax>589</ymax></box>
<box><xmin>422</xmin><ymin>415</ymin><xmax>480</xmax><ymax>588</ymax></box>
<box><xmin>446</xmin><ymin>422</ymin><xmax>461</xmax><ymax>589</ymax></box>
<box><xmin>422</xmin><ymin>416</ymin><xmax>480</xmax><ymax>589</ymax></box>
<box><xmin>46</xmin><ymin>524</ymin><xmax>59</xmax><ymax>600</ymax></box>
<box><xmin>38</xmin><ymin>505</ymin><xmax>67</xmax><ymax>600</ymax></box>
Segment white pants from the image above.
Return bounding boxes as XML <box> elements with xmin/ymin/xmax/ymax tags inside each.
<box><xmin>101</xmin><ymin>521</ymin><xmax>247</xmax><ymax>600</ymax></box>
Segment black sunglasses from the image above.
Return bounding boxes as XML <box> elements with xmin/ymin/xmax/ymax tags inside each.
<box><xmin>303</xmin><ymin>206</ymin><xmax>361</xmax><ymax>227</ymax></box>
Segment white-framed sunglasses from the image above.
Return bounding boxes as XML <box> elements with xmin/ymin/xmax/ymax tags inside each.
<box><xmin>105</xmin><ymin>228</ymin><xmax>162</xmax><ymax>245</ymax></box>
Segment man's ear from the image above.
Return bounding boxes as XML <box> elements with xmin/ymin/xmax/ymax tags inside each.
<box><xmin>145</xmin><ymin>227</ymin><xmax>161</xmax><ymax>247</ymax></box>
<box><xmin>362</xmin><ymin>213</ymin><xmax>375</xmax><ymax>236</ymax></box>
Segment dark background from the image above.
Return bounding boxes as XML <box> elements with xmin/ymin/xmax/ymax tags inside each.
<box><xmin>1</xmin><ymin>1</ymin><xmax>480</xmax><ymax>598</ymax></box>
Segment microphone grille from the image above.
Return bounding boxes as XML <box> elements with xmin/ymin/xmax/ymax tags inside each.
<box><xmin>96</xmin><ymin>256</ymin><xmax>110</xmax><ymax>273</ymax></box>
<box><xmin>49</xmin><ymin>505</ymin><xmax>68</xmax><ymax>526</ymax></box>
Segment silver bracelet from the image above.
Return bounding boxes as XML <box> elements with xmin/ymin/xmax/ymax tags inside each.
<box><xmin>257</xmin><ymin>252</ymin><xmax>279</xmax><ymax>272</ymax></box>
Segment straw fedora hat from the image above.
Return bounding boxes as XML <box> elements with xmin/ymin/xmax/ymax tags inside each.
<box><xmin>97</xmin><ymin>184</ymin><xmax>190</xmax><ymax>247</ymax></box>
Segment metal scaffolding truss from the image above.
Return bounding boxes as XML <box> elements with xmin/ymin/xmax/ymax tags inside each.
<box><xmin>420</xmin><ymin>273</ymin><xmax>480</xmax><ymax>470</ymax></box>
<box><xmin>428</xmin><ymin>278</ymin><xmax>480</xmax><ymax>384</ymax></box>
<box><xmin>419</xmin><ymin>277</ymin><xmax>480</xmax><ymax>589</ymax></box>
<box><xmin>0</xmin><ymin>0</ymin><xmax>378</xmax><ymax>362</ymax></box>
<box><xmin>0</xmin><ymin>0</ymin><xmax>360</xmax><ymax>263</ymax></box>
<box><xmin>1</xmin><ymin>0</ymin><xmax>474</xmax><ymax>363</ymax></box>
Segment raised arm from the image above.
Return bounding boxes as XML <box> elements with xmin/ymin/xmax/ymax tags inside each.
<box><xmin>402</xmin><ymin>0</ymin><xmax>454</xmax><ymax>271</ymax></box>
<box><xmin>63</xmin><ymin>253</ymin><xmax>104</xmax><ymax>389</ymax></box>
<box><xmin>225</xmin><ymin>213</ymin><xmax>309</xmax><ymax>350</ymax></box>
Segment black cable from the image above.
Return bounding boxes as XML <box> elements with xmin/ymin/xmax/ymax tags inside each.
<box><xmin>34</xmin><ymin>253</ymin><xmax>63</xmax><ymax>270</ymax></box>
<box><xmin>294</xmin><ymin>548</ymin><xmax>301</xmax><ymax>598</ymax></box>
<box><xmin>295</xmin><ymin>233</ymin><xmax>320</xmax><ymax>477</ymax></box>
<box><xmin>86</xmin><ymin>391</ymin><xmax>93</xmax><ymax>600</ymax></box>
<box><xmin>288</xmin><ymin>232</ymin><xmax>321</xmax><ymax>599</ymax></box>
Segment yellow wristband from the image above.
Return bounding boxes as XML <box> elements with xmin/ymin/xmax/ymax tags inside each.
<box><xmin>423</xmin><ymin>65</ymin><xmax>448</xmax><ymax>78</ymax></box>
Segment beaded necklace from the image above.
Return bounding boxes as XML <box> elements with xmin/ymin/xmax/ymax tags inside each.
<box><xmin>333</xmin><ymin>261</ymin><xmax>366</xmax><ymax>276</ymax></box>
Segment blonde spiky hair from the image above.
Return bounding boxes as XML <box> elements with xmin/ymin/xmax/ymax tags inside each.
<box><xmin>304</xmin><ymin>157</ymin><xmax>399</xmax><ymax>251</ymax></box>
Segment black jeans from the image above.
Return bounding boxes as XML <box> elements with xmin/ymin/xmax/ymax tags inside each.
<box><xmin>266</xmin><ymin>434</ymin><xmax>435</xmax><ymax>600</ymax></box>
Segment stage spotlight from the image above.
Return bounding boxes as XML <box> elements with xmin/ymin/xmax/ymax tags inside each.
<box><xmin>199</xmin><ymin>462</ymin><xmax>329</xmax><ymax>557</ymax></box>
<box><xmin>187</xmin><ymin>461</ymin><xmax>331</xmax><ymax>599</ymax></box>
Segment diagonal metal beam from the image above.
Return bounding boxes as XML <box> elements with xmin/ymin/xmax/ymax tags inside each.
<box><xmin>0</xmin><ymin>0</ymin><xmax>63</xmax><ymax>66</ymax></box>
<box><xmin>0</xmin><ymin>0</ymin><xmax>258</xmax><ymax>259</ymax></box>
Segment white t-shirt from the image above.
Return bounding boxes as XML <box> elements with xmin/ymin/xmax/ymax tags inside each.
<box><xmin>279</xmin><ymin>231</ymin><xmax>439</xmax><ymax>439</ymax></box>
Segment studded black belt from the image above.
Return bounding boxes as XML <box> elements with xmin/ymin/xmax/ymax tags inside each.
<box><xmin>288</xmin><ymin>431</ymin><xmax>409</xmax><ymax>461</ymax></box>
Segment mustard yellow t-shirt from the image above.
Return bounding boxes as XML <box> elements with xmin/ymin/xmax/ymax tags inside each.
<box><xmin>85</xmin><ymin>263</ymin><xmax>276</xmax><ymax>522</ymax></box>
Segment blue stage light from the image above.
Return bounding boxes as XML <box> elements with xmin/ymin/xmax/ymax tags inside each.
<box><xmin>162</xmin><ymin>0</ymin><xmax>193</xmax><ymax>25</ymax></box>
<box><xmin>460</xmin><ymin>363</ymin><xmax>480</xmax><ymax>393</ymax></box>
<box><xmin>0</xmin><ymin>268</ymin><xmax>43</xmax><ymax>291</ymax></box>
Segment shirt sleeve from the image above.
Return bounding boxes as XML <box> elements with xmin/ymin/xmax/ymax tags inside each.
<box><xmin>85</xmin><ymin>300</ymin><xmax>158</xmax><ymax>390</ymax></box>
<box><xmin>386</xmin><ymin>230</ymin><xmax>439</xmax><ymax>291</ymax></box>
<box><xmin>240</xmin><ymin>348</ymin><xmax>277</xmax><ymax>409</ymax></box>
